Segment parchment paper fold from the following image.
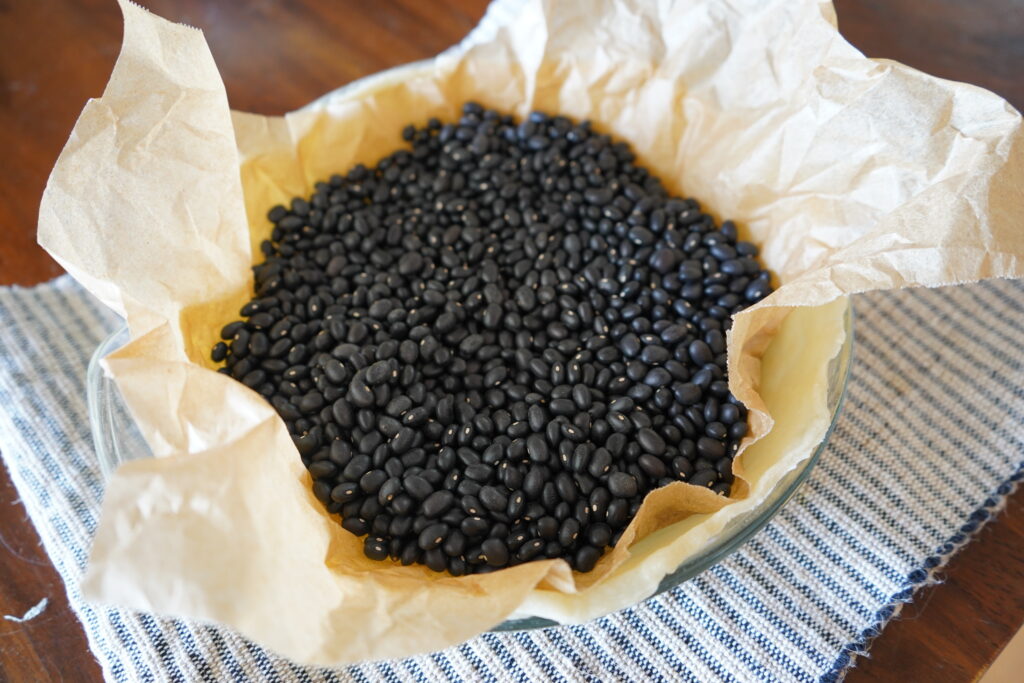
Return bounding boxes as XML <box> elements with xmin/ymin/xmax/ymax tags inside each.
<box><xmin>38</xmin><ymin>0</ymin><xmax>1023</xmax><ymax>664</ymax></box>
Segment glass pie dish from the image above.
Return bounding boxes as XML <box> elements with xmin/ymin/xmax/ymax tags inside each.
<box><xmin>86</xmin><ymin>301</ymin><xmax>852</xmax><ymax>630</ymax></box>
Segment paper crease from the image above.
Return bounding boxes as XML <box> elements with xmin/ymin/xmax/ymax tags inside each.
<box><xmin>36</xmin><ymin>0</ymin><xmax>1024</xmax><ymax>665</ymax></box>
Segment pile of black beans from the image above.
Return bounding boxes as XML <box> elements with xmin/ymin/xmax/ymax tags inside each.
<box><xmin>211</xmin><ymin>102</ymin><xmax>773</xmax><ymax>574</ymax></box>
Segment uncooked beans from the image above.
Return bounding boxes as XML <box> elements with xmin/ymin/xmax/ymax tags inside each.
<box><xmin>212</xmin><ymin>103</ymin><xmax>772</xmax><ymax>574</ymax></box>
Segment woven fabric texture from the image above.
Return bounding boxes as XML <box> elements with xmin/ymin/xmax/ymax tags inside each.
<box><xmin>0</xmin><ymin>275</ymin><xmax>1021</xmax><ymax>682</ymax></box>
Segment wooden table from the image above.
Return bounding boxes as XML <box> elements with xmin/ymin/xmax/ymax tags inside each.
<box><xmin>0</xmin><ymin>1</ymin><xmax>1021</xmax><ymax>680</ymax></box>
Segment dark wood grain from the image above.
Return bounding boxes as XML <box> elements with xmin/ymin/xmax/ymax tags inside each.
<box><xmin>0</xmin><ymin>466</ymin><xmax>100</xmax><ymax>681</ymax></box>
<box><xmin>0</xmin><ymin>1</ymin><xmax>1020</xmax><ymax>681</ymax></box>
<box><xmin>838</xmin><ymin>0</ymin><xmax>1024</xmax><ymax>110</ymax></box>
<box><xmin>845</xmin><ymin>492</ymin><xmax>1024</xmax><ymax>681</ymax></box>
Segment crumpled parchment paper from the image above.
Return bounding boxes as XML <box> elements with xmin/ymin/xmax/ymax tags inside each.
<box><xmin>37</xmin><ymin>0</ymin><xmax>1023</xmax><ymax>665</ymax></box>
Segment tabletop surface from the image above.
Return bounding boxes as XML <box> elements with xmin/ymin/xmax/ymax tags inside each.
<box><xmin>0</xmin><ymin>0</ymin><xmax>1022</xmax><ymax>680</ymax></box>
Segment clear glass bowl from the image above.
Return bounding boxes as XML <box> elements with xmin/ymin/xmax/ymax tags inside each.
<box><xmin>86</xmin><ymin>303</ymin><xmax>852</xmax><ymax>629</ymax></box>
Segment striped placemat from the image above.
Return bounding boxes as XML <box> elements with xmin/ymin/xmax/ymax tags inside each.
<box><xmin>0</xmin><ymin>274</ymin><xmax>1020</xmax><ymax>681</ymax></box>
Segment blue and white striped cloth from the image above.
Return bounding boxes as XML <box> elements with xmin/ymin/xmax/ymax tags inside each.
<box><xmin>1</xmin><ymin>275</ymin><xmax>1022</xmax><ymax>681</ymax></box>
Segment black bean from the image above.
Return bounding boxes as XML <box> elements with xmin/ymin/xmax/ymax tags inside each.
<box><xmin>460</xmin><ymin>462</ymin><xmax>490</xmax><ymax>484</ymax></box>
<box><xmin>312</xmin><ymin>481</ymin><xmax>332</xmax><ymax>505</ymax></box>
<box><xmin>365</xmin><ymin>360</ymin><xmax>391</xmax><ymax>385</ymax></box>
<box><xmin>688</xmin><ymin>340</ymin><xmax>714</xmax><ymax>365</ymax></box>
<box><xmin>459</xmin><ymin>334</ymin><xmax>484</xmax><ymax>356</ymax></box>
<box><xmin>715</xmin><ymin>457</ymin><xmax>734</xmax><ymax>479</ymax></box>
<box><xmin>377</xmin><ymin>477</ymin><xmax>402</xmax><ymax>505</ymax></box>
<box><xmin>709</xmin><ymin>380</ymin><xmax>730</xmax><ymax>398</ymax></box>
<box><xmin>403</xmin><ymin>475</ymin><xmax>433</xmax><ymax>501</ymax></box>
<box><xmin>549</xmin><ymin>398</ymin><xmax>576</xmax><ymax>416</ymax></box>
<box><xmin>461</xmin><ymin>516</ymin><xmax>488</xmax><ymax>537</ymax></box>
<box><xmin>605</xmin><ymin>499</ymin><xmax>630</xmax><ymax>528</ymax></box>
<box><xmin>643</xmin><ymin>367</ymin><xmax>672</xmax><ymax>387</ymax></box>
<box><xmin>377</xmin><ymin>416</ymin><xmax>402</xmax><ymax>439</ymax></box>
<box><xmin>536</xmin><ymin>515</ymin><xmax>559</xmax><ymax>540</ymax></box>
<box><xmin>481</xmin><ymin>538</ymin><xmax>510</xmax><ymax>566</ymax></box>
<box><xmin>619</xmin><ymin>333</ymin><xmax>641</xmax><ymax>358</ymax></box>
<box><xmin>341</xmin><ymin>453</ymin><xmax>371</xmax><ymax>479</ymax></box>
<box><xmin>705</xmin><ymin>328</ymin><xmax>726</xmax><ymax>354</ymax></box>
<box><xmin>719</xmin><ymin>403</ymin><xmax>740</xmax><ymax>425</ymax></box>
<box><xmin>674</xmin><ymin>382</ymin><xmax>702</xmax><ymax>405</ymax></box>
<box><xmin>600</xmin><ymin>410</ymin><xmax>624</xmax><ymax>433</ymax></box>
<box><xmin>243</xmin><ymin>369</ymin><xmax>267</xmax><ymax>389</ymax></box>
<box><xmin>628</xmin><ymin>226</ymin><xmax>655</xmax><ymax>246</ymax></box>
<box><xmin>422</xmin><ymin>490</ymin><xmax>455</xmax><ymax>517</ymax></box>
<box><xmin>506</xmin><ymin>490</ymin><xmax>526</xmax><ymax>518</ymax></box>
<box><xmin>517</xmin><ymin>538</ymin><xmax>545</xmax><ymax>561</ymax></box>
<box><xmin>359</xmin><ymin>469</ymin><xmax>387</xmax><ymax>494</ymax></box>
<box><xmin>588</xmin><ymin>487</ymin><xmax>610</xmax><ymax>518</ymax></box>
<box><xmin>745</xmin><ymin>278</ymin><xmax>771</xmax><ymax>302</ymax></box>
<box><xmin>249</xmin><ymin>332</ymin><xmax>270</xmax><ymax>356</ymax></box>
<box><xmin>586</xmin><ymin>523</ymin><xmax>613</xmax><ymax>548</ymax></box>
<box><xmin>697</xmin><ymin>436</ymin><xmax>726</xmax><ymax>460</ymax></box>
<box><xmin>561</xmin><ymin>423</ymin><xmax>584</xmax><ymax>443</ymax></box>
<box><xmin>545</xmin><ymin>421</ymin><xmax>563</xmax><ymax>448</ymax></box>
<box><xmin>384</xmin><ymin>396</ymin><xmax>411</xmax><ymax>418</ymax></box>
<box><xmin>607</xmin><ymin>397</ymin><xmax>633</xmax><ymax>414</ymax></box>
<box><xmin>689</xmin><ymin>469</ymin><xmax>717</xmax><ymax>488</ymax></box>
<box><xmin>558</xmin><ymin>518</ymin><xmax>581</xmax><ymax>547</ymax></box>
<box><xmin>398</xmin><ymin>252</ymin><xmax>423</xmax><ymax>275</ymax></box>
<box><xmin>329</xmin><ymin>440</ymin><xmax>353</xmax><ymax>465</ymax></box>
<box><xmin>441</xmin><ymin>530</ymin><xmax>467</xmax><ymax>557</ymax></box>
<box><xmin>249</xmin><ymin>312</ymin><xmax>274</xmax><ymax>329</ymax></box>
<box><xmin>572</xmin><ymin>384</ymin><xmax>592</xmax><ymax>410</ymax></box>
<box><xmin>461</xmin><ymin>494</ymin><xmax>484</xmax><ymax>517</ymax></box>
<box><xmin>649</xmin><ymin>248</ymin><xmax>678</xmax><ymax>274</ymax></box>
<box><xmin>527</xmin><ymin>404</ymin><xmax>546</xmax><ymax>432</ymax></box>
<box><xmin>705</xmin><ymin>421</ymin><xmax>728</xmax><ymax>440</ymax></box>
<box><xmin>364</xmin><ymin>536</ymin><xmax>389</xmax><ymax>561</ymax></box>
<box><xmin>526</xmin><ymin>434</ymin><xmax>549</xmax><ymax>463</ymax></box>
<box><xmin>555</xmin><ymin>472</ymin><xmax>577</xmax><ymax>504</ymax></box>
<box><xmin>419</xmin><ymin>547</ymin><xmax>445</xmax><ymax>572</ymax></box>
<box><xmin>328</xmin><ymin>400</ymin><xmax>352</xmax><ymax>430</ymax></box>
<box><xmin>524</xmin><ymin>467</ymin><xmax>545</xmax><ymax>499</ymax></box>
<box><xmin>573</xmin><ymin>545</ymin><xmax>602</xmax><ymax>572</ymax></box>
<box><xmin>584</xmin><ymin>187</ymin><xmax>613</xmax><ymax>205</ymax></box>
<box><xmin>479</xmin><ymin>485</ymin><xmax>507</xmax><ymax>512</ymax></box>
<box><xmin>639</xmin><ymin>345</ymin><xmax>670</xmax><ymax>365</ymax></box>
<box><xmin>348</xmin><ymin>380</ymin><xmax>374</xmax><ymax>408</ymax></box>
<box><xmin>418</xmin><ymin>523</ymin><xmax>448</xmax><ymax>550</ymax></box>
<box><xmin>608</xmin><ymin>472</ymin><xmax>639</xmax><ymax>498</ymax></box>
<box><xmin>358</xmin><ymin>431</ymin><xmax>383</xmax><ymax>455</ymax></box>
<box><xmin>330</xmin><ymin>482</ymin><xmax>360</xmax><ymax>503</ymax></box>
<box><xmin>308</xmin><ymin>460</ymin><xmax>337</xmax><ymax>479</ymax></box>
<box><xmin>221</xmin><ymin>320</ymin><xmax>244</xmax><ymax>340</ymax></box>
<box><xmin>213</xmin><ymin>103</ymin><xmax>771</xmax><ymax>575</ymax></box>
<box><xmin>638</xmin><ymin>454</ymin><xmax>668</xmax><ymax>479</ymax></box>
<box><xmin>588</xmin><ymin>448</ymin><xmax>612</xmax><ymax>478</ymax></box>
<box><xmin>269</xmin><ymin>337</ymin><xmax>291</xmax><ymax>358</ymax></box>
<box><xmin>636</xmin><ymin>427</ymin><xmax>666</xmax><ymax>456</ymax></box>
<box><xmin>323</xmin><ymin>359</ymin><xmax>346</xmax><ymax>385</ymax></box>
<box><xmin>389</xmin><ymin>427</ymin><xmax>415</xmax><ymax>455</ymax></box>
<box><xmin>672</xmin><ymin>456</ymin><xmax>694</xmax><ymax>480</ymax></box>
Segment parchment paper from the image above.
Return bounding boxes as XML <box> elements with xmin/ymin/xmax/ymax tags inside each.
<box><xmin>38</xmin><ymin>0</ymin><xmax>1024</xmax><ymax>665</ymax></box>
